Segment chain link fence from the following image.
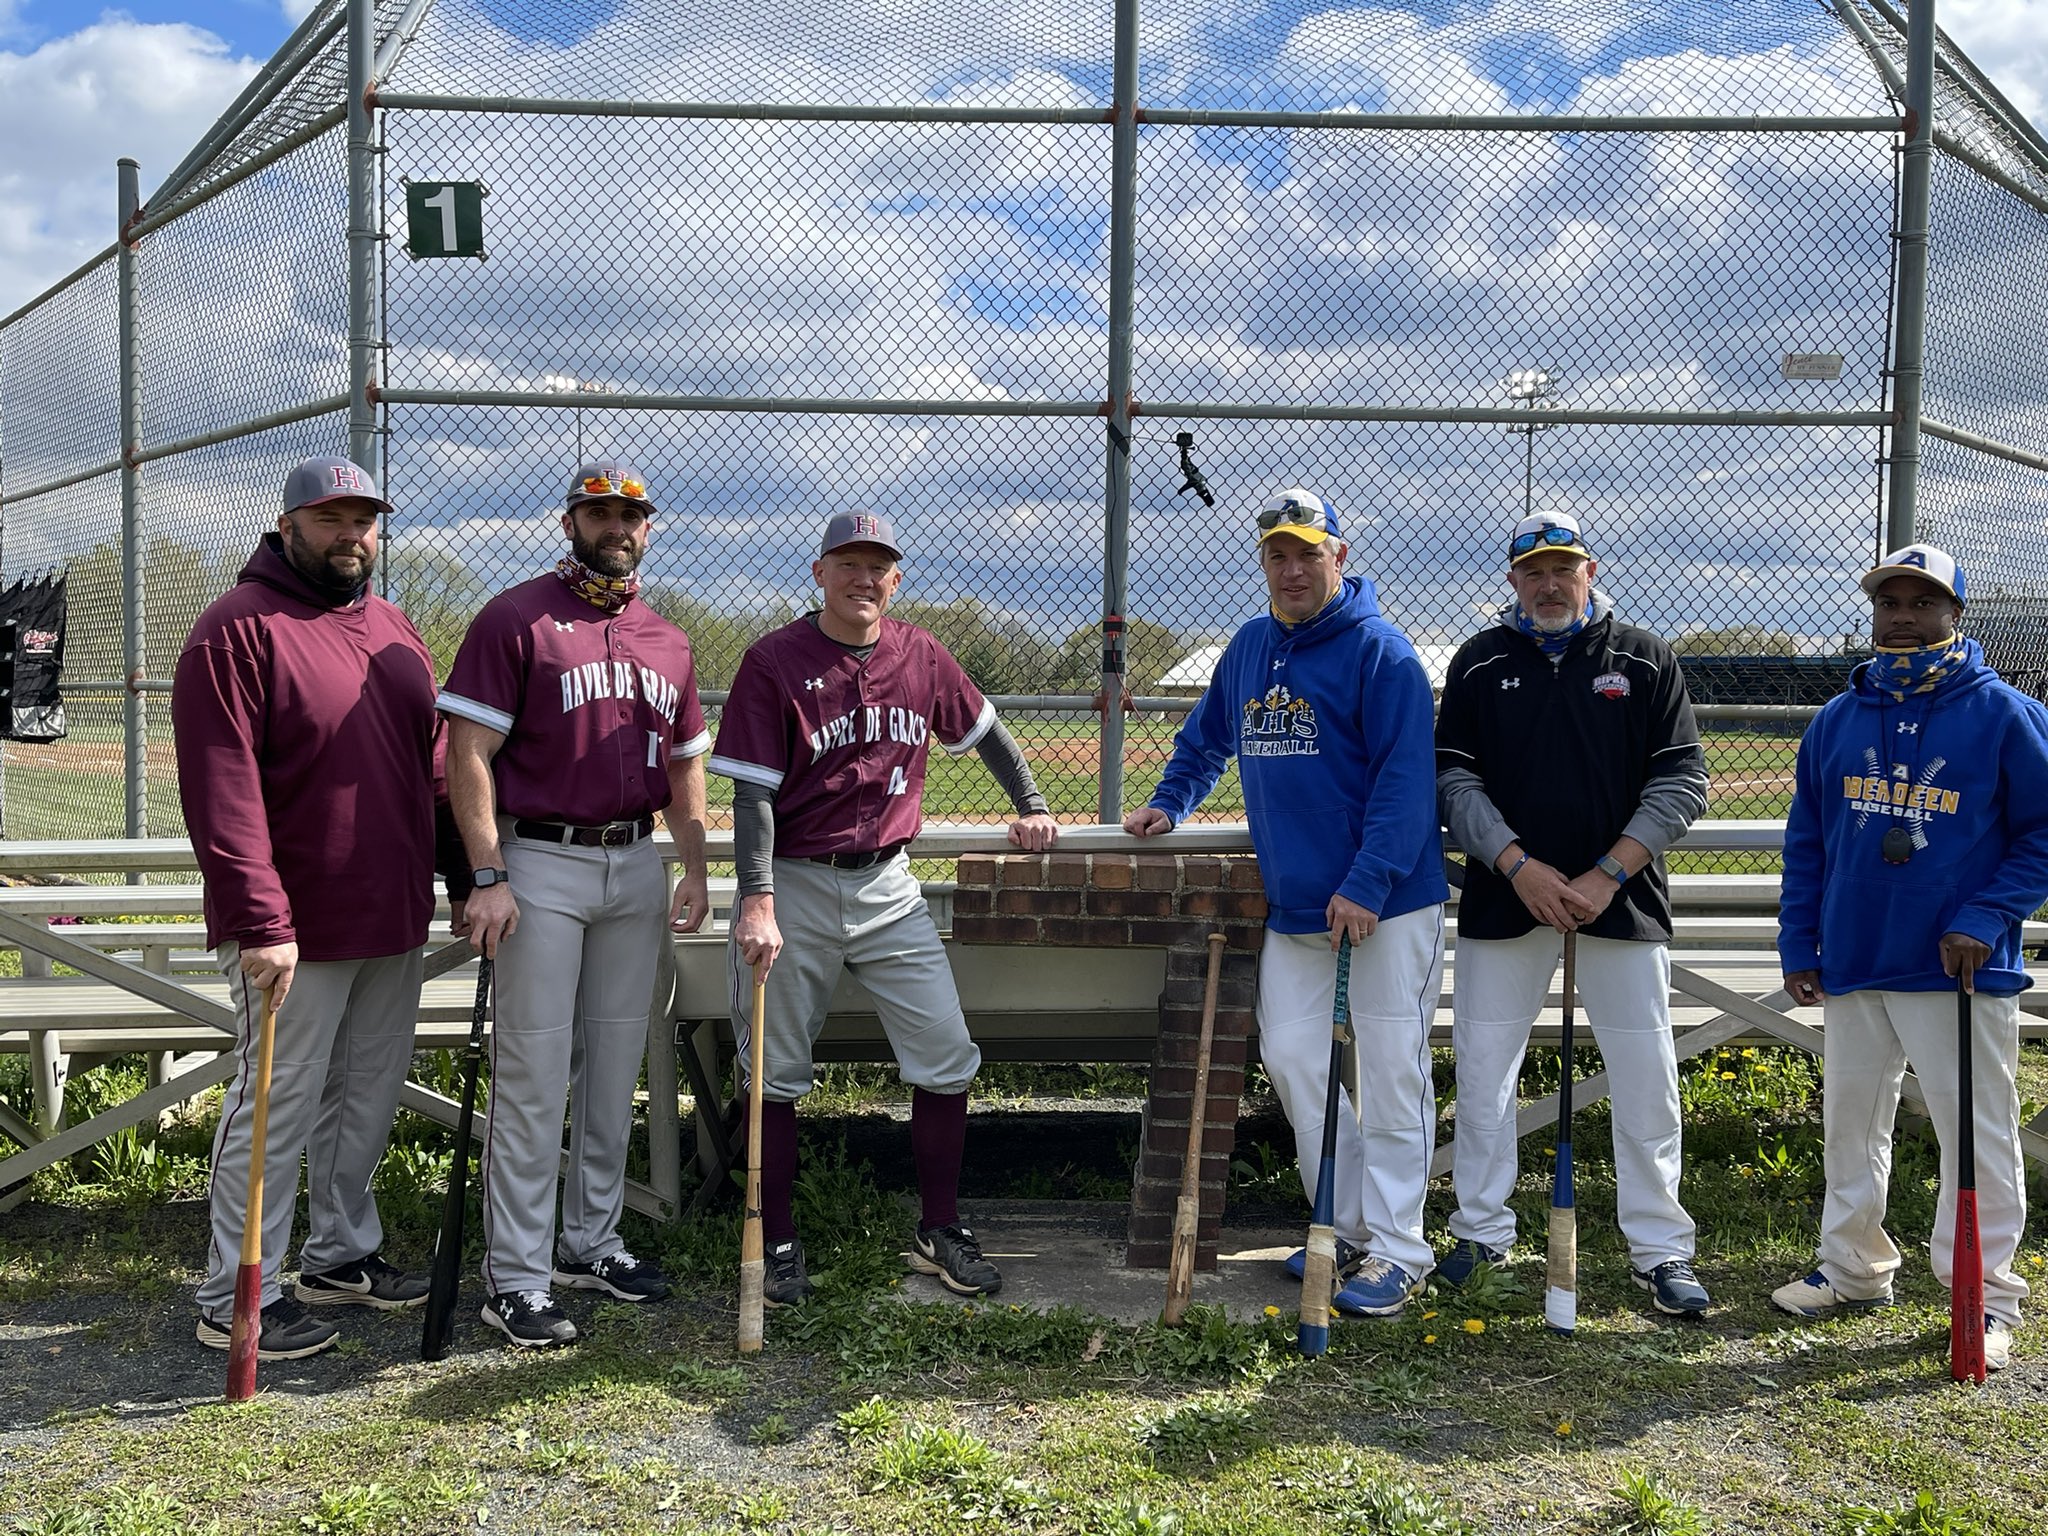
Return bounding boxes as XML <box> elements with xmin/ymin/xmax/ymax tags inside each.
<box><xmin>2</xmin><ymin>0</ymin><xmax>2044</xmax><ymax>877</ymax></box>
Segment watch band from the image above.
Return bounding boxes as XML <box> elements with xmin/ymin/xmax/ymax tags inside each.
<box><xmin>471</xmin><ymin>867</ymin><xmax>510</xmax><ymax>888</ymax></box>
<box><xmin>1596</xmin><ymin>854</ymin><xmax>1628</xmax><ymax>885</ymax></box>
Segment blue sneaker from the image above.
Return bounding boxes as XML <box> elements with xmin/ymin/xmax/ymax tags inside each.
<box><xmin>1632</xmin><ymin>1258</ymin><xmax>1710</xmax><ymax>1317</ymax></box>
<box><xmin>1333</xmin><ymin>1256</ymin><xmax>1423</xmax><ymax>1317</ymax></box>
<box><xmin>1436</xmin><ymin>1238</ymin><xmax>1507</xmax><ymax>1288</ymax></box>
<box><xmin>1281</xmin><ymin>1238</ymin><xmax>1364</xmax><ymax>1282</ymax></box>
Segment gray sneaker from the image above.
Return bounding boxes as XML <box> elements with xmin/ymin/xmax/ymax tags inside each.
<box><xmin>195</xmin><ymin>1295</ymin><xmax>339</xmax><ymax>1359</ymax></box>
<box><xmin>295</xmin><ymin>1252</ymin><xmax>430</xmax><ymax>1310</ymax></box>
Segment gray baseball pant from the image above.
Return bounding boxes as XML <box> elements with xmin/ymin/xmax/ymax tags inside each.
<box><xmin>196</xmin><ymin>944</ymin><xmax>423</xmax><ymax>1318</ymax></box>
<box><xmin>480</xmin><ymin>829</ymin><xmax>667</xmax><ymax>1296</ymax></box>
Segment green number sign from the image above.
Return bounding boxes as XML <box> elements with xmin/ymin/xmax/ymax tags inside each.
<box><xmin>404</xmin><ymin>181</ymin><xmax>487</xmax><ymax>259</ymax></box>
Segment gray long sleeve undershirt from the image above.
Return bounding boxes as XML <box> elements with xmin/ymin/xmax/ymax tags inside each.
<box><xmin>733</xmin><ymin>718</ymin><xmax>1049</xmax><ymax>896</ymax></box>
<box><xmin>1438</xmin><ymin>753</ymin><xmax>1710</xmax><ymax>874</ymax></box>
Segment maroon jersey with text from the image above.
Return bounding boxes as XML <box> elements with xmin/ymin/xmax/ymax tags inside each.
<box><xmin>710</xmin><ymin>616</ymin><xmax>995</xmax><ymax>856</ymax></box>
<box><xmin>439</xmin><ymin>575</ymin><xmax>709</xmax><ymax>824</ymax></box>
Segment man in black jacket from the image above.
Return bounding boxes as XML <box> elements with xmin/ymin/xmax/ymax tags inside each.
<box><xmin>1434</xmin><ymin>512</ymin><xmax>1712</xmax><ymax>1316</ymax></box>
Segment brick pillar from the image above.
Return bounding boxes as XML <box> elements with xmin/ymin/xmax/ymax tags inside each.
<box><xmin>953</xmin><ymin>851</ymin><xmax>1267</xmax><ymax>1270</ymax></box>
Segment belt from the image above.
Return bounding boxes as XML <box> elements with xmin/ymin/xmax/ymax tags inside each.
<box><xmin>513</xmin><ymin>815</ymin><xmax>654</xmax><ymax>848</ymax></box>
<box><xmin>805</xmin><ymin>843</ymin><xmax>907</xmax><ymax>870</ymax></box>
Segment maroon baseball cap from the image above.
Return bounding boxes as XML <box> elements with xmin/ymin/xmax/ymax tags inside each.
<box><xmin>565</xmin><ymin>460</ymin><xmax>657</xmax><ymax>513</ymax></box>
<box><xmin>283</xmin><ymin>456</ymin><xmax>392</xmax><ymax>516</ymax></box>
<box><xmin>819</xmin><ymin>511</ymin><xmax>902</xmax><ymax>559</ymax></box>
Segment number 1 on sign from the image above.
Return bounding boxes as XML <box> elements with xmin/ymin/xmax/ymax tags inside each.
<box><xmin>423</xmin><ymin>185</ymin><xmax>458</xmax><ymax>253</ymax></box>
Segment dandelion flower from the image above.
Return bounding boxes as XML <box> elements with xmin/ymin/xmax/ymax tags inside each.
<box><xmin>1720</xmin><ymin>1071</ymin><xmax>1737</xmax><ymax>1081</ymax></box>
<box><xmin>1741</xmin><ymin>1047</ymin><xmax>1757</xmax><ymax>1059</ymax></box>
<box><xmin>1463</xmin><ymin>1318</ymin><xmax>1486</xmax><ymax>1335</ymax></box>
<box><xmin>1555</xmin><ymin>1420</ymin><xmax>1574</xmax><ymax>1438</ymax></box>
<box><xmin>1423</xmin><ymin>1333</ymin><xmax>1437</xmax><ymax>1344</ymax></box>
<box><xmin>1264</xmin><ymin>1305</ymin><xmax>1281</xmax><ymax>1318</ymax></box>
<box><xmin>1755</xmin><ymin>1063</ymin><xmax>1772</xmax><ymax>1074</ymax></box>
<box><xmin>1421</xmin><ymin>1310</ymin><xmax>1438</xmax><ymax>1321</ymax></box>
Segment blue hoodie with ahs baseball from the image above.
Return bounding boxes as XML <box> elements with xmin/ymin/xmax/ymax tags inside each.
<box><xmin>1778</xmin><ymin>637</ymin><xmax>2048</xmax><ymax>997</ymax></box>
<box><xmin>1148</xmin><ymin>575</ymin><xmax>1448</xmax><ymax>932</ymax></box>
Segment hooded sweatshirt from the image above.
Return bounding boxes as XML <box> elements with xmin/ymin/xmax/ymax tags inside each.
<box><xmin>1147</xmin><ymin>574</ymin><xmax>1448</xmax><ymax>932</ymax></box>
<box><xmin>1778</xmin><ymin>636</ymin><xmax>2048</xmax><ymax>997</ymax></box>
<box><xmin>172</xmin><ymin>534</ymin><xmax>468</xmax><ymax>961</ymax></box>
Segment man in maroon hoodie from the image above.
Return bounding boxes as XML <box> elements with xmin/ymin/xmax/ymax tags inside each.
<box><xmin>174</xmin><ymin>456</ymin><xmax>469</xmax><ymax>1361</ymax></box>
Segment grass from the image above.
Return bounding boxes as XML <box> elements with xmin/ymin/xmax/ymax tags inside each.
<box><xmin>5</xmin><ymin>1041</ymin><xmax>2048</xmax><ymax>1534</ymax></box>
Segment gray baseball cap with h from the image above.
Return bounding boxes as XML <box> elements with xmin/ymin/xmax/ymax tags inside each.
<box><xmin>283</xmin><ymin>456</ymin><xmax>393</xmax><ymax>516</ymax></box>
<box><xmin>819</xmin><ymin>510</ymin><xmax>902</xmax><ymax>559</ymax></box>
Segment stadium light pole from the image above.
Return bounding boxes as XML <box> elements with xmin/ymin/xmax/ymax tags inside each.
<box><xmin>1504</xmin><ymin>368</ymin><xmax>1558</xmax><ymax>521</ymax></box>
<box><xmin>544</xmin><ymin>373</ymin><xmax>616</xmax><ymax>466</ymax></box>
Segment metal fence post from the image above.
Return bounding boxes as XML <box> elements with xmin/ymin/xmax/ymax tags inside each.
<box><xmin>348</xmin><ymin>0</ymin><xmax>379</xmax><ymax>474</ymax></box>
<box><xmin>117</xmin><ymin>158</ymin><xmax>146</xmax><ymax>841</ymax></box>
<box><xmin>1885</xmin><ymin>0</ymin><xmax>1937</xmax><ymax>551</ymax></box>
<box><xmin>1097</xmin><ymin>0</ymin><xmax>1139</xmax><ymax>824</ymax></box>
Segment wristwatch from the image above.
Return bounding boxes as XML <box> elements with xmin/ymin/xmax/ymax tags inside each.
<box><xmin>1595</xmin><ymin>854</ymin><xmax>1628</xmax><ymax>885</ymax></box>
<box><xmin>470</xmin><ymin>867</ymin><xmax>510</xmax><ymax>888</ymax></box>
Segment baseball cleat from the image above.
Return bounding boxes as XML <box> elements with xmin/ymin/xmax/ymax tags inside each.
<box><xmin>482</xmin><ymin>1290</ymin><xmax>578</xmax><ymax>1348</ymax></box>
<box><xmin>1768</xmin><ymin>1269</ymin><xmax>1894</xmax><ymax>1318</ymax></box>
<box><xmin>295</xmin><ymin>1251</ymin><xmax>430</xmax><ymax>1310</ymax></box>
<box><xmin>1633</xmin><ymin>1259</ymin><xmax>1710</xmax><ymax>1316</ymax></box>
<box><xmin>909</xmin><ymin>1224</ymin><xmax>1002</xmax><ymax>1296</ymax></box>
<box><xmin>552</xmin><ymin>1248</ymin><xmax>671</xmax><ymax>1303</ymax></box>
<box><xmin>195</xmin><ymin>1296</ymin><xmax>339</xmax><ymax>1360</ymax></box>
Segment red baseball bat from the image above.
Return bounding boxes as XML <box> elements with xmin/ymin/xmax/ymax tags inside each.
<box><xmin>1950</xmin><ymin>981</ymin><xmax>1985</xmax><ymax>1383</ymax></box>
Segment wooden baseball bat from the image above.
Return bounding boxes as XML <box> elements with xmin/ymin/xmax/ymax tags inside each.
<box><xmin>421</xmin><ymin>957</ymin><xmax>493</xmax><ymax>1362</ymax></box>
<box><xmin>1164</xmin><ymin>932</ymin><xmax>1229</xmax><ymax>1325</ymax></box>
<box><xmin>225</xmin><ymin>985</ymin><xmax>279</xmax><ymax>1401</ymax></box>
<box><xmin>1951</xmin><ymin>980</ymin><xmax>1986</xmax><ymax>1383</ymax></box>
<box><xmin>1545</xmin><ymin>933</ymin><xmax>1578</xmax><ymax>1336</ymax></box>
<box><xmin>1298</xmin><ymin>935</ymin><xmax>1352</xmax><ymax>1359</ymax></box>
<box><xmin>738</xmin><ymin>966</ymin><xmax>767</xmax><ymax>1354</ymax></box>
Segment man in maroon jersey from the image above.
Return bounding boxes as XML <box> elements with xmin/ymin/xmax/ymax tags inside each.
<box><xmin>175</xmin><ymin>455</ymin><xmax>470</xmax><ymax>1361</ymax></box>
<box><xmin>439</xmin><ymin>460</ymin><xmax>712</xmax><ymax>1348</ymax></box>
<box><xmin>710</xmin><ymin>510</ymin><xmax>1057</xmax><ymax>1304</ymax></box>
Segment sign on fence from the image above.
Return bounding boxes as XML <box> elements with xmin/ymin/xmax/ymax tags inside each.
<box><xmin>404</xmin><ymin>181</ymin><xmax>486</xmax><ymax>259</ymax></box>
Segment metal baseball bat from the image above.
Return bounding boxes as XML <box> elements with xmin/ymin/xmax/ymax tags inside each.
<box><xmin>1951</xmin><ymin>979</ymin><xmax>1986</xmax><ymax>1383</ymax></box>
<box><xmin>422</xmin><ymin>957</ymin><xmax>493</xmax><ymax>1362</ymax></box>
<box><xmin>1298</xmin><ymin>935</ymin><xmax>1352</xmax><ymax>1359</ymax></box>
<box><xmin>1545</xmin><ymin>933</ymin><xmax>1578</xmax><ymax>1336</ymax></box>
<box><xmin>225</xmin><ymin>985</ymin><xmax>279</xmax><ymax>1402</ymax></box>
<box><xmin>1164</xmin><ymin>932</ymin><xmax>1229</xmax><ymax>1325</ymax></box>
<box><xmin>738</xmin><ymin>967</ymin><xmax>767</xmax><ymax>1354</ymax></box>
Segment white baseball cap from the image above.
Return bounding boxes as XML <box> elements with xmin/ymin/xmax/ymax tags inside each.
<box><xmin>1508</xmin><ymin>511</ymin><xmax>1591</xmax><ymax>566</ymax></box>
<box><xmin>1859</xmin><ymin>544</ymin><xmax>1965</xmax><ymax>605</ymax></box>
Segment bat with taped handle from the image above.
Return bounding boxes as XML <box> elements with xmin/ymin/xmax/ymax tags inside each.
<box><xmin>1951</xmin><ymin>980</ymin><xmax>1985</xmax><ymax>1383</ymax></box>
<box><xmin>421</xmin><ymin>957</ymin><xmax>493</xmax><ymax>1362</ymax></box>
<box><xmin>738</xmin><ymin>965</ymin><xmax>768</xmax><ymax>1354</ymax></box>
<box><xmin>1298</xmin><ymin>935</ymin><xmax>1352</xmax><ymax>1359</ymax></box>
<box><xmin>225</xmin><ymin>985</ymin><xmax>279</xmax><ymax>1401</ymax></box>
<box><xmin>1164</xmin><ymin>932</ymin><xmax>1229</xmax><ymax>1324</ymax></box>
<box><xmin>1545</xmin><ymin>933</ymin><xmax>1578</xmax><ymax>1336</ymax></box>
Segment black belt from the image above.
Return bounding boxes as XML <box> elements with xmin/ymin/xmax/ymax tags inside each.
<box><xmin>513</xmin><ymin>815</ymin><xmax>654</xmax><ymax>848</ymax></box>
<box><xmin>805</xmin><ymin>843</ymin><xmax>907</xmax><ymax>870</ymax></box>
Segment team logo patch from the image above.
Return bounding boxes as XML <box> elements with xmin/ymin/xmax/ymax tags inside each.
<box><xmin>21</xmin><ymin>628</ymin><xmax>57</xmax><ymax>656</ymax></box>
<box><xmin>850</xmin><ymin>514</ymin><xmax>882</xmax><ymax>539</ymax></box>
<box><xmin>1592</xmin><ymin>671</ymin><xmax>1630</xmax><ymax>699</ymax></box>
<box><xmin>328</xmin><ymin>463</ymin><xmax>367</xmax><ymax>492</ymax></box>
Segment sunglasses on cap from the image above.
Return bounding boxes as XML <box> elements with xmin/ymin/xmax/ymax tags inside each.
<box><xmin>1509</xmin><ymin>525</ymin><xmax>1585</xmax><ymax>558</ymax></box>
<box><xmin>580</xmin><ymin>474</ymin><xmax>646</xmax><ymax>500</ymax></box>
<box><xmin>1256</xmin><ymin>500</ymin><xmax>1328</xmax><ymax>532</ymax></box>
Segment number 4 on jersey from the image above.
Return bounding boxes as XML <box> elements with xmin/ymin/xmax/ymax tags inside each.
<box><xmin>887</xmin><ymin>766</ymin><xmax>908</xmax><ymax>796</ymax></box>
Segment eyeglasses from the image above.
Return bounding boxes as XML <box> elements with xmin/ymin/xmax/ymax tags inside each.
<box><xmin>1509</xmin><ymin>525</ymin><xmax>1584</xmax><ymax>558</ymax></box>
<box><xmin>1256</xmin><ymin>500</ymin><xmax>1328</xmax><ymax>533</ymax></box>
<box><xmin>579</xmin><ymin>474</ymin><xmax>645</xmax><ymax>500</ymax></box>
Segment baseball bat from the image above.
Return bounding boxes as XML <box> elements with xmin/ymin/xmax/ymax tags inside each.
<box><xmin>1165</xmin><ymin>932</ymin><xmax>1229</xmax><ymax>1325</ymax></box>
<box><xmin>738</xmin><ymin>966</ymin><xmax>767</xmax><ymax>1354</ymax></box>
<box><xmin>1545</xmin><ymin>933</ymin><xmax>1578</xmax><ymax>1336</ymax></box>
<box><xmin>225</xmin><ymin>985</ymin><xmax>279</xmax><ymax>1401</ymax></box>
<box><xmin>1951</xmin><ymin>980</ymin><xmax>1986</xmax><ymax>1383</ymax></box>
<box><xmin>422</xmin><ymin>957</ymin><xmax>493</xmax><ymax>1362</ymax></box>
<box><xmin>1298</xmin><ymin>935</ymin><xmax>1353</xmax><ymax>1359</ymax></box>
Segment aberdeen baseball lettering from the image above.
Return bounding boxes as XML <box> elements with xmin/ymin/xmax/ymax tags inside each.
<box><xmin>1842</xmin><ymin>775</ymin><xmax>1962</xmax><ymax>816</ymax></box>
<box><xmin>558</xmin><ymin>660</ymin><xmax>683</xmax><ymax>722</ymax></box>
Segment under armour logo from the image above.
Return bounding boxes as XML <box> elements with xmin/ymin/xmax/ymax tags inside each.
<box><xmin>554</xmin><ymin>621</ymin><xmax>575</xmax><ymax>632</ymax></box>
<box><xmin>1500</xmin><ymin>677</ymin><xmax>1520</xmax><ymax>689</ymax></box>
<box><xmin>803</xmin><ymin>677</ymin><xmax>826</xmax><ymax>691</ymax></box>
<box><xmin>1897</xmin><ymin>721</ymin><xmax>1918</xmax><ymax>734</ymax></box>
<box><xmin>1272</xmin><ymin>659</ymin><xmax>1283</xmax><ymax>670</ymax></box>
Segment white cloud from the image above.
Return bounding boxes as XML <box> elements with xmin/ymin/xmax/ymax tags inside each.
<box><xmin>1943</xmin><ymin>0</ymin><xmax>2048</xmax><ymax>130</ymax></box>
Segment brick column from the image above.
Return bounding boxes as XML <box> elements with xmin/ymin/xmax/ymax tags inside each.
<box><xmin>953</xmin><ymin>851</ymin><xmax>1267</xmax><ymax>1270</ymax></box>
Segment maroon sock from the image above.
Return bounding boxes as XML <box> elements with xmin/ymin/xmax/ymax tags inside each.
<box><xmin>910</xmin><ymin>1087</ymin><xmax>968</xmax><ymax>1231</ymax></box>
<box><xmin>749</xmin><ymin>1097</ymin><xmax>799</xmax><ymax>1243</ymax></box>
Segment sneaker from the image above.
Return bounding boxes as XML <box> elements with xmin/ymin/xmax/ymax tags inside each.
<box><xmin>1280</xmin><ymin>1238</ymin><xmax>1366</xmax><ymax>1283</ymax></box>
<box><xmin>194</xmin><ymin>1295</ymin><xmax>340</xmax><ymax>1360</ymax></box>
<box><xmin>552</xmin><ymin>1248</ymin><xmax>671</xmax><ymax>1303</ymax></box>
<box><xmin>1633</xmin><ymin>1258</ymin><xmax>1711</xmax><ymax>1317</ymax></box>
<box><xmin>482</xmin><ymin>1289</ymin><xmax>578</xmax><ymax>1348</ymax></box>
<box><xmin>764</xmin><ymin>1238</ymin><xmax>814</xmax><ymax>1309</ymax></box>
<box><xmin>1333</xmin><ymin>1256</ymin><xmax>1424</xmax><ymax>1317</ymax></box>
<box><xmin>1984</xmin><ymin>1316</ymin><xmax>2013</xmax><ymax>1374</ymax></box>
<box><xmin>1769</xmin><ymin>1269</ymin><xmax>1895</xmax><ymax>1318</ymax></box>
<box><xmin>1436</xmin><ymin>1238</ymin><xmax>1507</xmax><ymax>1288</ymax></box>
<box><xmin>909</xmin><ymin>1224</ymin><xmax>1002</xmax><ymax>1297</ymax></box>
<box><xmin>295</xmin><ymin>1252</ymin><xmax>430</xmax><ymax>1310</ymax></box>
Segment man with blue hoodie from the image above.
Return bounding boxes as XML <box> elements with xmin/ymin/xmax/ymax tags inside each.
<box><xmin>1125</xmin><ymin>488</ymin><xmax>1449</xmax><ymax>1316</ymax></box>
<box><xmin>1773</xmin><ymin>545</ymin><xmax>2048</xmax><ymax>1373</ymax></box>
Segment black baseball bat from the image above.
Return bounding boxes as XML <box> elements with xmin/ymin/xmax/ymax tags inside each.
<box><xmin>422</xmin><ymin>957</ymin><xmax>493</xmax><ymax>1362</ymax></box>
<box><xmin>1297</xmin><ymin>935</ymin><xmax>1352</xmax><ymax>1358</ymax></box>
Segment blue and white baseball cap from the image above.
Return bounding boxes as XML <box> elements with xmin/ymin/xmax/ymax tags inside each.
<box><xmin>1860</xmin><ymin>544</ymin><xmax>1965</xmax><ymax>606</ymax></box>
<box><xmin>283</xmin><ymin>456</ymin><xmax>392</xmax><ymax>516</ymax></box>
<box><xmin>1255</xmin><ymin>487</ymin><xmax>1342</xmax><ymax>546</ymax></box>
<box><xmin>1509</xmin><ymin>511</ymin><xmax>1592</xmax><ymax>566</ymax></box>
<box><xmin>819</xmin><ymin>510</ymin><xmax>902</xmax><ymax>559</ymax></box>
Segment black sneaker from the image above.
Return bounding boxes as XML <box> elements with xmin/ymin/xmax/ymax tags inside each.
<box><xmin>552</xmin><ymin>1248</ymin><xmax>672</xmax><ymax>1303</ymax></box>
<box><xmin>1632</xmin><ymin>1258</ymin><xmax>1711</xmax><ymax>1317</ymax></box>
<box><xmin>909</xmin><ymin>1224</ymin><xmax>1002</xmax><ymax>1297</ymax></box>
<box><xmin>194</xmin><ymin>1295</ymin><xmax>340</xmax><ymax>1360</ymax></box>
<box><xmin>482</xmin><ymin>1290</ymin><xmax>579</xmax><ymax>1348</ymax></box>
<box><xmin>295</xmin><ymin>1252</ymin><xmax>430</xmax><ymax>1310</ymax></box>
<box><xmin>764</xmin><ymin>1238</ymin><xmax>814</xmax><ymax>1308</ymax></box>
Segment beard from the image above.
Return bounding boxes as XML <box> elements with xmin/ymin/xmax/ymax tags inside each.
<box><xmin>1527</xmin><ymin>604</ymin><xmax>1578</xmax><ymax>633</ymax></box>
<box><xmin>281</xmin><ymin>520</ymin><xmax>373</xmax><ymax>596</ymax></box>
<box><xmin>572</xmin><ymin>529</ymin><xmax>641</xmax><ymax>578</ymax></box>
